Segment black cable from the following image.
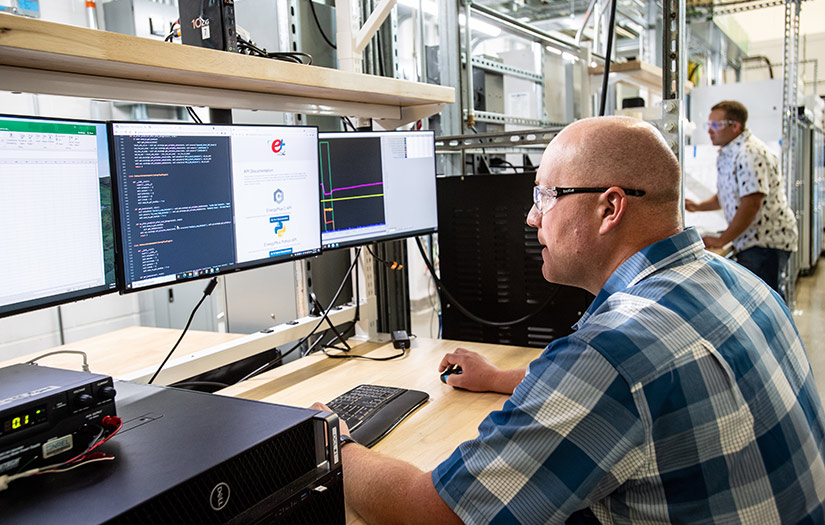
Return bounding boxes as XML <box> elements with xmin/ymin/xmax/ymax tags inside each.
<box><xmin>308</xmin><ymin>0</ymin><xmax>337</xmax><ymax>49</ymax></box>
<box><xmin>415</xmin><ymin>237</ymin><xmax>556</xmax><ymax>328</ymax></box>
<box><xmin>354</xmin><ymin>248</ymin><xmax>360</xmax><ymax>322</ymax></box>
<box><xmin>598</xmin><ymin>0</ymin><xmax>618</xmax><ymax>116</ymax></box>
<box><xmin>171</xmin><ymin>381</ymin><xmax>230</xmax><ymax>390</ymax></box>
<box><xmin>307</xmin><ymin>292</ymin><xmax>352</xmax><ymax>352</ymax></box>
<box><xmin>186</xmin><ymin>106</ymin><xmax>203</xmax><ymax>124</ymax></box>
<box><xmin>341</xmin><ymin>116</ymin><xmax>357</xmax><ymax>131</ymax></box>
<box><xmin>237</xmin><ymin>35</ymin><xmax>312</xmax><ymax>64</ymax></box>
<box><xmin>321</xmin><ymin>345</ymin><xmax>407</xmax><ymax>361</ymax></box>
<box><xmin>148</xmin><ymin>277</ymin><xmax>218</xmax><ymax>385</ymax></box>
<box><xmin>490</xmin><ymin>159</ymin><xmax>520</xmax><ymax>173</ymax></box>
<box><xmin>470</xmin><ymin>126</ymin><xmax>492</xmax><ymax>172</ymax></box>
<box><xmin>366</xmin><ymin>244</ymin><xmax>404</xmax><ymax>270</ymax></box>
<box><xmin>164</xmin><ymin>20</ymin><xmax>180</xmax><ymax>42</ymax></box>
<box><xmin>235</xmin><ymin>247</ymin><xmax>362</xmax><ymax>383</ymax></box>
<box><xmin>305</xmin><ymin>245</ymin><xmax>364</xmax><ymax>354</ymax></box>
<box><xmin>688</xmin><ymin>62</ymin><xmax>699</xmax><ymax>85</ymax></box>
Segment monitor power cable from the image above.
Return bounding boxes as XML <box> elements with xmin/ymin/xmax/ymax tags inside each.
<box><xmin>147</xmin><ymin>277</ymin><xmax>219</xmax><ymax>385</ymax></box>
<box><xmin>186</xmin><ymin>106</ymin><xmax>203</xmax><ymax>124</ymax></box>
<box><xmin>365</xmin><ymin>244</ymin><xmax>403</xmax><ymax>270</ymax></box>
<box><xmin>235</xmin><ymin>247</ymin><xmax>362</xmax><ymax>383</ymax></box>
<box><xmin>307</xmin><ymin>292</ymin><xmax>353</xmax><ymax>353</ymax></box>
<box><xmin>415</xmin><ymin>236</ymin><xmax>556</xmax><ymax>328</ymax></box>
<box><xmin>308</xmin><ymin>0</ymin><xmax>336</xmax><ymax>49</ymax></box>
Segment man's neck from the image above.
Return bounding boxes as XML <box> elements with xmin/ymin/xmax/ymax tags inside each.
<box><xmin>721</xmin><ymin>129</ymin><xmax>746</xmax><ymax>148</ymax></box>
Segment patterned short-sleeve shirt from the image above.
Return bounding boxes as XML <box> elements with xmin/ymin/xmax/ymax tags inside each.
<box><xmin>716</xmin><ymin>130</ymin><xmax>797</xmax><ymax>252</ymax></box>
<box><xmin>432</xmin><ymin>228</ymin><xmax>825</xmax><ymax>524</ymax></box>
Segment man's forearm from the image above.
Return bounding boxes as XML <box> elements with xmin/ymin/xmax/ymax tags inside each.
<box><xmin>696</xmin><ymin>195</ymin><xmax>721</xmax><ymax>211</ymax></box>
<box><xmin>720</xmin><ymin>193</ymin><xmax>763</xmax><ymax>244</ymax></box>
<box><xmin>342</xmin><ymin>444</ymin><xmax>462</xmax><ymax>525</ymax></box>
<box><xmin>494</xmin><ymin>367</ymin><xmax>527</xmax><ymax>395</ymax></box>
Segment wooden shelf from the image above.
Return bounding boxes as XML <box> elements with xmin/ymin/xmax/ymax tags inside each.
<box><xmin>589</xmin><ymin>60</ymin><xmax>664</xmax><ymax>94</ymax></box>
<box><xmin>0</xmin><ymin>13</ymin><xmax>454</xmax><ymax>123</ymax></box>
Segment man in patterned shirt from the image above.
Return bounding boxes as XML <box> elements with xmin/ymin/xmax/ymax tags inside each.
<box><xmin>314</xmin><ymin>116</ymin><xmax>825</xmax><ymax>524</ymax></box>
<box><xmin>685</xmin><ymin>100</ymin><xmax>797</xmax><ymax>298</ymax></box>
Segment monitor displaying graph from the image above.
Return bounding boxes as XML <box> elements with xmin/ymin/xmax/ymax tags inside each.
<box><xmin>318</xmin><ymin>130</ymin><xmax>437</xmax><ymax>249</ymax></box>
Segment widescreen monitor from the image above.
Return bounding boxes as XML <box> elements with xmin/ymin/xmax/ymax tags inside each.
<box><xmin>109</xmin><ymin>122</ymin><xmax>321</xmax><ymax>292</ymax></box>
<box><xmin>0</xmin><ymin>115</ymin><xmax>117</xmax><ymax>318</ymax></box>
<box><xmin>318</xmin><ymin>130</ymin><xmax>437</xmax><ymax>249</ymax></box>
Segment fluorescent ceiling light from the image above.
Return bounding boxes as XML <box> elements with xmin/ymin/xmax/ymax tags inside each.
<box><xmin>458</xmin><ymin>14</ymin><xmax>502</xmax><ymax>37</ymax></box>
<box><xmin>545</xmin><ymin>46</ymin><xmax>562</xmax><ymax>55</ymax></box>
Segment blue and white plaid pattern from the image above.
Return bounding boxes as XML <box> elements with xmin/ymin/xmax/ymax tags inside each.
<box><xmin>433</xmin><ymin>228</ymin><xmax>825</xmax><ymax>524</ymax></box>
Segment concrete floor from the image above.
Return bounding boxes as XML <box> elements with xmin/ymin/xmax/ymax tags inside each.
<box><xmin>793</xmin><ymin>262</ymin><xmax>825</xmax><ymax>396</ymax></box>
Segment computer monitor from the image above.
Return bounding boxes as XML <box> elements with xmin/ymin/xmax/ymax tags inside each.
<box><xmin>318</xmin><ymin>130</ymin><xmax>437</xmax><ymax>249</ymax></box>
<box><xmin>0</xmin><ymin>115</ymin><xmax>118</xmax><ymax>318</ymax></box>
<box><xmin>109</xmin><ymin>122</ymin><xmax>321</xmax><ymax>292</ymax></box>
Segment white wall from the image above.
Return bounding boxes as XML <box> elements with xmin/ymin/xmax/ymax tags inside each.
<box><xmin>38</xmin><ymin>0</ymin><xmax>89</xmax><ymax>26</ymax></box>
<box><xmin>743</xmin><ymin>33</ymin><xmax>825</xmax><ymax>99</ymax></box>
<box><xmin>688</xmin><ymin>78</ymin><xmax>784</xmax><ymax>145</ymax></box>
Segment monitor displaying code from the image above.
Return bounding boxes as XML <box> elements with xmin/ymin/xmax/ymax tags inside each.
<box><xmin>110</xmin><ymin>122</ymin><xmax>321</xmax><ymax>292</ymax></box>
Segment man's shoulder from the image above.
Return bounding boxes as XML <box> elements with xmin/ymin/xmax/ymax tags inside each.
<box><xmin>574</xmin><ymin>254</ymin><xmax>781</xmax><ymax>383</ymax></box>
<box><xmin>739</xmin><ymin>132</ymin><xmax>776</xmax><ymax>161</ymax></box>
<box><xmin>573</xmin><ymin>288</ymin><xmax>703</xmax><ymax>384</ymax></box>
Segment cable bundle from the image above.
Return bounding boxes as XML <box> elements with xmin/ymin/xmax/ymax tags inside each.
<box><xmin>0</xmin><ymin>415</ymin><xmax>123</xmax><ymax>491</ymax></box>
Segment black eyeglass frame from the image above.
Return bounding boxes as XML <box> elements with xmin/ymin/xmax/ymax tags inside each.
<box><xmin>533</xmin><ymin>185</ymin><xmax>646</xmax><ymax>214</ymax></box>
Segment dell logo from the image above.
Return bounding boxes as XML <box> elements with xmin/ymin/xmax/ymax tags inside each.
<box><xmin>210</xmin><ymin>482</ymin><xmax>231</xmax><ymax>511</ymax></box>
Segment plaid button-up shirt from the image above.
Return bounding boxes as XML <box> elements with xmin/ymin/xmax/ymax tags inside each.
<box><xmin>433</xmin><ymin>228</ymin><xmax>825</xmax><ymax>524</ymax></box>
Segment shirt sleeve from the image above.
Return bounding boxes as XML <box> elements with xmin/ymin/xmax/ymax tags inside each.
<box><xmin>431</xmin><ymin>338</ymin><xmax>646</xmax><ymax>525</ymax></box>
<box><xmin>735</xmin><ymin>145</ymin><xmax>772</xmax><ymax>197</ymax></box>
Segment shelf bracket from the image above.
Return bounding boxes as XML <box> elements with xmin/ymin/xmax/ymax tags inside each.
<box><xmin>336</xmin><ymin>0</ymin><xmax>398</xmax><ymax>72</ymax></box>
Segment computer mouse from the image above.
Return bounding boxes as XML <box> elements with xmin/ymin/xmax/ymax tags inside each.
<box><xmin>440</xmin><ymin>364</ymin><xmax>462</xmax><ymax>384</ymax></box>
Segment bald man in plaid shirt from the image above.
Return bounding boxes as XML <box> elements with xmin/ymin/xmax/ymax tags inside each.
<box><xmin>316</xmin><ymin>117</ymin><xmax>825</xmax><ymax>524</ymax></box>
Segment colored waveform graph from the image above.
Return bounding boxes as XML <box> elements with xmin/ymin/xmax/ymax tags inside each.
<box><xmin>319</xmin><ymin>139</ymin><xmax>387</xmax><ymax>234</ymax></box>
<box><xmin>319</xmin><ymin>180</ymin><xmax>385</xmax><ymax>232</ymax></box>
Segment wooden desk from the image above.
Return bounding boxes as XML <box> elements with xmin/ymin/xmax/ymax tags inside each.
<box><xmin>2</xmin><ymin>328</ymin><xmax>539</xmax><ymax>524</ymax></box>
<box><xmin>0</xmin><ymin>326</ymin><xmax>246</xmax><ymax>378</ymax></box>
<box><xmin>219</xmin><ymin>337</ymin><xmax>542</xmax><ymax>524</ymax></box>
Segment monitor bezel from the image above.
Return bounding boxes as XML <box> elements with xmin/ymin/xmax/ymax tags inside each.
<box><xmin>0</xmin><ymin>113</ymin><xmax>119</xmax><ymax>319</ymax></box>
<box><xmin>108</xmin><ymin>120</ymin><xmax>322</xmax><ymax>295</ymax></box>
<box><xmin>317</xmin><ymin>129</ymin><xmax>438</xmax><ymax>251</ymax></box>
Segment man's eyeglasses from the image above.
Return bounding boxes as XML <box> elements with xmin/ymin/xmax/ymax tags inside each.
<box><xmin>532</xmin><ymin>186</ymin><xmax>646</xmax><ymax>215</ymax></box>
<box><xmin>705</xmin><ymin>120</ymin><xmax>735</xmax><ymax>131</ymax></box>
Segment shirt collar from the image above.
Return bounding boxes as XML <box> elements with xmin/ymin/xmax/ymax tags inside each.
<box><xmin>573</xmin><ymin>228</ymin><xmax>705</xmax><ymax>329</ymax></box>
<box><xmin>719</xmin><ymin>129</ymin><xmax>750</xmax><ymax>155</ymax></box>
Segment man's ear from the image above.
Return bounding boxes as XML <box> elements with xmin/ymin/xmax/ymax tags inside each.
<box><xmin>598</xmin><ymin>187</ymin><xmax>626</xmax><ymax>235</ymax></box>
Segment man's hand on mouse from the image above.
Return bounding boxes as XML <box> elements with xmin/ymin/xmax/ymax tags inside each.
<box><xmin>438</xmin><ymin>348</ymin><xmax>504</xmax><ymax>392</ymax></box>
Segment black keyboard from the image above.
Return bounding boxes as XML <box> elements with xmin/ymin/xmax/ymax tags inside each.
<box><xmin>327</xmin><ymin>384</ymin><xmax>429</xmax><ymax>448</ymax></box>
